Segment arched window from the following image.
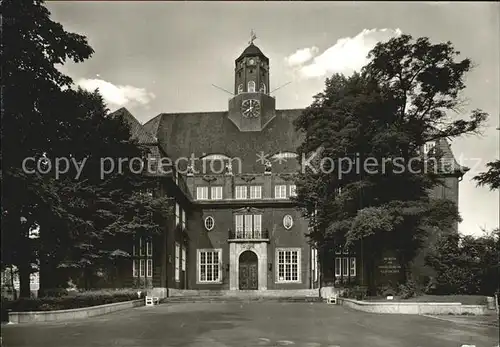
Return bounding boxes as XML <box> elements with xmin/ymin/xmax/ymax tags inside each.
<box><xmin>259</xmin><ymin>82</ymin><xmax>266</xmax><ymax>94</ymax></box>
<box><xmin>237</xmin><ymin>84</ymin><xmax>243</xmax><ymax>94</ymax></box>
<box><xmin>201</xmin><ymin>154</ymin><xmax>231</xmax><ymax>161</ymax></box>
<box><xmin>248</xmin><ymin>81</ymin><xmax>256</xmax><ymax>93</ymax></box>
<box><xmin>270</xmin><ymin>152</ymin><xmax>298</xmax><ymax>161</ymax></box>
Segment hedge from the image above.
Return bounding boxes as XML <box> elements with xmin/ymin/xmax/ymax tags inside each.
<box><xmin>1</xmin><ymin>289</ymin><xmax>143</xmax><ymax>322</ymax></box>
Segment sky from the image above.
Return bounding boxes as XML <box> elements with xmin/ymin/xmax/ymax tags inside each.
<box><xmin>48</xmin><ymin>1</ymin><xmax>499</xmax><ymax>236</ymax></box>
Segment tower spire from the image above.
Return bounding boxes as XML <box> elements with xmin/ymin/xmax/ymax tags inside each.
<box><xmin>248</xmin><ymin>29</ymin><xmax>257</xmax><ymax>45</ymax></box>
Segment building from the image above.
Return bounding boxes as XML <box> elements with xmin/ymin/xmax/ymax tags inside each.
<box><xmin>111</xmin><ymin>39</ymin><xmax>467</xmax><ymax>296</ymax></box>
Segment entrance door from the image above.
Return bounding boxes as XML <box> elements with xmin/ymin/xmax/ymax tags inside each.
<box><xmin>239</xmin><ymin>251</ymin><xmax>258</xmax><ymax>290</ymax></box>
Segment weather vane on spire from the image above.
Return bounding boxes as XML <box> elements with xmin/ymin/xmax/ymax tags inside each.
<box><xmin>249</xmin><ymin>29</ymin><xmax>257</xmax><ymax>45</ymax></box>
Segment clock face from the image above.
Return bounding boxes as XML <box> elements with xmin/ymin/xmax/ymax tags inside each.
<box><xmin>249</xmin><ymin>58</ymin><xmax>255</xmax><ymax>65</ymax></box>
<box><xmin>241</xmin><ymin>99</ymin><xmax>261</xmax><ymax>118</ymax></box>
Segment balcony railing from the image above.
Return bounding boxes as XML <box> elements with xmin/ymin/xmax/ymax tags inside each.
<box><xmin>228</xmin><ymin>228</ymin><xmax>269</xmax><ymax>240</ymax></box>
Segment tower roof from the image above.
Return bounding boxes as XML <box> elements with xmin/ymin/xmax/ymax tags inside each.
<box><xmin>236</xmin><ymin>43</ymin><xmax>269</xmax><ymax>63</ymax></box>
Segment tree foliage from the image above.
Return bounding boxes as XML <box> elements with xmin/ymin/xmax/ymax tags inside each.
<box><xmin>425</xmin><ymin>229</ymin><xmax>499</xmax><ymax>295</ymax></box>
<box><xmin>293</xmin><ymin>34</ymin><xmax>488</xmax><ymax>285</ymax></box>
<box><xmin>1</xmin><ymin>0</ymin><xmax>96</xmax><ymax>297</ymax></box>
<box><xmin>473</xmin><ymin>159</ymin><xmax>500</xmax><ymax>191</ymax></box>
<box><xmin>1</xmin><ymin>0</ymin><xmax>171</xmax><ymax>296</ymax></box>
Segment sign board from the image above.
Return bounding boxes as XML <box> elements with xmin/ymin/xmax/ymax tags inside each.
<box><xmin>378</xmin><ymin>256</ymin><xmax>402</xmax><ymax>275</ymax></box>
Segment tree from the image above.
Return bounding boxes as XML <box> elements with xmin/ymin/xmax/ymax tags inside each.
<box><xmin>473</xmin><ymin>160</ymin><xmax>500</xmax><ymax>191</ymax></box>
<box><xmin>425</xmin><ymin>229</ymin><xmax>499</xmax><ymax>295</ymax></box>
<box><xmin>473</xmin><ymin>126</ymin><xmax>500</xmax><ymax>191</ymax></box>
<box><xmin>1</xmin><ymin>0</ymin><xmax>172</xmax><ymax>296</ymax></box>
<box><xmin>29</xmin><ymin>88</ymin><xmax>171</xmax><ymax>291</ymax></box>
<box><xmin>1</xmin><ymin>0</ymin><xmax>94</xmax><ymax>297</ymax></box>
<box><xmin>50</xmin><ymin>90</ymin><xmax>172</xmax><ymax>290</ymax></box>
<box><xmin>293</xmin><ymin>35</ymin><xmax>488</xmax><ymax>291</ymax></box>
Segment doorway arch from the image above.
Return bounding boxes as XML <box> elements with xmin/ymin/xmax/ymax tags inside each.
<box><xmin>238</xmin><ymin>250</ymin><xmax>258</xmax><ymax>290</ymax></box>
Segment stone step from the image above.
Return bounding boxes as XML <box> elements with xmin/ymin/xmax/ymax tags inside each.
<box><xmin>166</xmin><ymin>289</ymin><xmax>320</xmax><ymax>298</ymax></box>
<box><xmin>161</xmin><ymin>296</ymin><xmax>322</xmax><ymax>304</ymax></box>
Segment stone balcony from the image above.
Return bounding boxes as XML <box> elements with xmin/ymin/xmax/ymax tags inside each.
<box><xmin>227</xmin><ymin>228</ymin><xmax>270</xmax><ymax>242</ymax></box>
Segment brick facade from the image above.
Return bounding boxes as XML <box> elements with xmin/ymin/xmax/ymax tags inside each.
<box><xmin>110</xmin><ymin>42</ymin><xmax>466</xmax><ymax>295</ymax></box>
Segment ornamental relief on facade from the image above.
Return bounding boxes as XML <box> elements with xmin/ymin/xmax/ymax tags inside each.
<box><xmin>243</xmin><ymin>243</ymin><xmax>255</xmax><ymax>251</ymax></box>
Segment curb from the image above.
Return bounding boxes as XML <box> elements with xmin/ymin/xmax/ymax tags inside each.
<box><xmin>422</xmin><ymin>314</ymin><xmax>500</xmax><ymax>328</ymax></box>
<box><xmin>8</xmin><ymin>299</ymin><xmax>144</xmax><ymax>324</ymax></box>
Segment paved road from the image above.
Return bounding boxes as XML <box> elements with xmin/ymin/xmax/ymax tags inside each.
<box><xmin>2</xmin><ymin>302</ymin><xmax>499</xmax><ymax>347</ymax></box>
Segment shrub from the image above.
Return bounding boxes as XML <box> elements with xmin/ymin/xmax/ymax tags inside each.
<box><xmin>376</xmin><ymin>283</ymin><xmax>398</xmax><ymax>297</ymax></box>
<box><xmin>1</xmin><ymin>288</ymin><xmax>141</xmax><ymax>321</ymax></box>
<box><xmin>398</xmin><ymin>280</ymin><xmax>419</xmax><ymax>299</ymax></box>
<box><xmin>426</xmin><ymin>230</ymin><xmax>499</xmax><ymax>296</ymax></box>
<box><xmin>40</xmin><ymin>288</ymin><xmax>69</xmax><ymax>297</ymax></box>
<box><xmin>340</xmin><ymin>286</ymin><xmax>368</xmax><ymax>300</ymax></box>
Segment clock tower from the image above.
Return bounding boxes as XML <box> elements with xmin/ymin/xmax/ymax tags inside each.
<box><xmin>228</xmin><ymin>32</ymin><xmax>276</xmax><ymax>132</ymax></box>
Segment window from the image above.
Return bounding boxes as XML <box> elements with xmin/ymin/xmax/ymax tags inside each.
<box><xmin>342</xmin><ymin>257</ymin><xmax>348</xmax><ymax>276</ymax></box>
<box><xmin>234</xmin><ymin>214</ymin><xmax>262</xmax><ymax>238</ymax></box>
<box><xmin>289</xmin><ymin>185</ymin><xmax>297</xmax><ymax>197</ymax></box>
<box><xmin>311</xmin><ymin>247</ymin><xmax>318</xmax><ymax>282</ymax></box>
<box><xmin>335</xmin><ymin>257</ymin><xmax>341</xmax><ymax>277</ymax></box>
<box><xmin>201</xmin><ymin>154</ymin><xmax>231</xmax><ymax>161</ymax></box>
<box><xmin>175</xmin><ymin>243</ymin><xmax>180</xmax><ymax>282</ymax></box>
<box><xmin>196</xmin><ymin>186</ymin><xmax>208</xmax><ymax>200</ymax></box>
<box><xmin>248</xmin><ymin>81</ymin><xmax>256</xmax><ymax>93</ymax></box>
<box><xmin>259</xmin><ymin>82</ymin><xmax>266</xmax><ymax>94</ymax></box>
<box><xmin>198</xmin><ymin>249</ymin><xmax>222</xmax><ymax>283</ymax></box>
<box><xmin>283</xmin><ymin>215</ymin><xmax>293</xmax><ymax>230</ymax></box>
<box><xmin>133</xmin><ymin>236</ymin><xmax>153</xmax><ymax>279</ymax></box>
<box><xmin>349</xmin><ymin>258</ymin><xmax>356</xmax><ymax>276</ymax></box>
<box><xmin>249</xmin><ymin>186</ymin><xmax>262</xmax><ymax>199</ymax></box>
<box><xmin>140</xmin><ymin>259</ymin><xmax>145</xmax><ymax>277</ymax></box>
<box><xmin>181</xmin><ymin>209</ymin><xmax>186</xmax><ymax>229</ymax></box>
<box><xmin>334</xmin><ymin>244</ymin><xmax>342</xmax><ymax>255</ymax></box>
<box><xmin>276</xmin><ymin>248</ymin><xmax>301</xmax><ymax>283</ymax></box>
<box><xmin>271</xmin><ymin>152</ymin><xmax>298</xmax><ymax>161</ymax></box>
<box><xmin>244</xmin><ymin>215</ymin><xmax>253</xmax><ymax>232</ymax></box>
<box><xmin>253</xmin><ymin>215</ymin><xmax>262</xmax><ymax>232</ymax></box>
<box><xmin>139</xmin><ymin>237</ymin><xmax>144</xmax><ymax>256</ymax></box>
<box><xmin>235</xmin><ymin>214</ymin><xmax>244</xmax><ymax>233</ymax></box>
<box><xmin>235</xmin><ymin>185</ymin><xmax>247</xmax><ymax>199</ymax></box>
<box><xmin>237</xmin><ymin>84</ymin><xmax>243</xmax><ymax>94</ymax></box>
<box><xmin>132</xmin><ymin>260</ymin><xmax>138</xmax><ymax>277</ymax></box>
<box><xmin>275</xmin><ymin>185</ymin><xmax>287</xmax><ymax>199</ymax></box>
<box><xmin>182</xmin><ymin>246</ymin><xmax>186</xmax><ymax>271</ymax></box>
<box><xmin>175</xmin><ymin>203</ymin><xmax>180</xmax><ymax>226</ymax></box>
<box><xmin>335</xmin><ymin>256</ymin><xmax>357</xmax><ymax>278</ymax></box>
<box><xmin>204</xmin><ymin>216</ymin><xmax>214</xmax><ymax>231</ymax></box>
<box><xmin>146</xmin><ymin>259</ymin><xmax>153</xmax><ymax>278</ymax></box>
<box><xmin>211</xmin><ymin>186</ymin><xmax>223</xmax><ymax>200</ymax></box>
<box><xmin>424</xmin><ymin>141</ymin><xmax>436</xmax><ymax>155</ymax></box>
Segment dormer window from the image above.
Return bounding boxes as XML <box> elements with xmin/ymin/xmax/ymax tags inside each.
<box><xmin>237</xmin><ymin>84</ymin><xmax>243</xmax><ymax>94</ymax></box>
<box><xmin>248</xmin><ymin>81</ymin><xmax>256</xmax><ymax>93</ymax></box>
<box><xmin>259</xmin><ymin>82</ymin><xmax>266</xmax><ymax>94</ymax></box>
<box><xmin>423</xmin><ymin>141</ymin><xmax>436</xmax><ymax>155</ymax></box>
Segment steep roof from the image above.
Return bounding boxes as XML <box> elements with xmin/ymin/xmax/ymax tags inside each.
<box><xmin>435</xmin><ymin>138</ymin><xmax>469</xmax><ymax>177</ymax></box>
<box><xmin>110</xmin><ymin>107</ymin><xmax>158</xmax><ymax>145</ymax></box>
<box><xmin>109</xmin><ymin>107</ymin><xmax>193</xmax><ymax>199</ymax></box>
<box><xmin>145</xmin><ymin>109</ymin><xmax>304</xmax><ymax>173</ymax></box>
<box><xmin>236</xmin><ymin>43</ymin><xmax>269</xmax><ymax>63</ymax></box>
